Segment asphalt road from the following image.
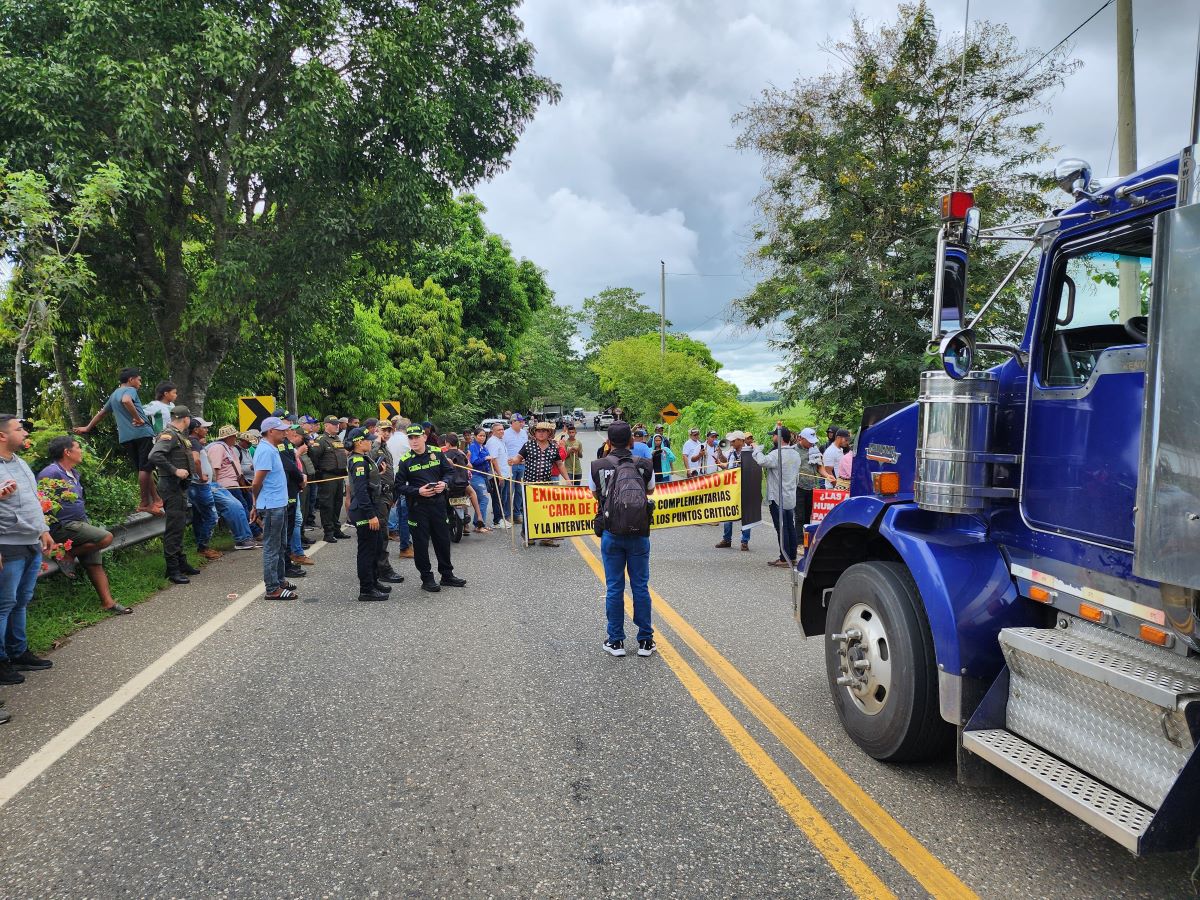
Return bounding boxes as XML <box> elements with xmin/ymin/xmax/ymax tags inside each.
<box><xmin>0</xmin><ymin>427</ymin><xmax>1193</xmax><ymax>898</ymax></box>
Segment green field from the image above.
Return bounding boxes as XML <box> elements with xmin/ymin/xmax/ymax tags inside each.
<box><xmin>743</xmin><ymin>399</ymin><xmax>814</xmax><ymax>422</ymax></box>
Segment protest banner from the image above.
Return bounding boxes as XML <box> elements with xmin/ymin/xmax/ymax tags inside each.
<box><xmin>522</xmin><ymin>469</ymin><xmax>744</xmax><ymax>541</ymax></box>
<box><xmin>810</xmin><ymin>488</ymin><xmax>850</xmax><ymax>524</ymax></box>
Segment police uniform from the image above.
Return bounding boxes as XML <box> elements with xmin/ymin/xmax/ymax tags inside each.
<box><xmin>310</xmin><ymin>416</ymin><xmax>350</xmax><ymax>540</ymax></box>
<box><xmin>345</xmin><ymin>428</ymin><xmax>388</xmax><ymax>600</ymax></box>
<box><xmin>147</xmin><ymin>405</ymin><xmax>199</xmax><ymax>582</ymax></box>
<box><xmin>394</xmin><ymin>425</ymin><xmax>464</xmax><ymax>591</ymax></box>
<box><xmin>368</xmin><ymin>437</ymin><xmax>404</xmax><ymax>583</ymax></box>
<box><xmin>298</xmin><ymin>423</ymin><xmax>318</xmax><ymax>528</ymax></box>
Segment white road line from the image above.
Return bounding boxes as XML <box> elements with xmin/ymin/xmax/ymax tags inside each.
<box><xmin>0</xmin><ymin>538</ymin><xmax>328</xmax><ymax>809</ymax></box>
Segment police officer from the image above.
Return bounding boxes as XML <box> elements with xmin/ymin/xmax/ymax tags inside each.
<box><xmin>345</xmin><ymin>427</ymin><xmax>390</xmax><ymax>601</ymax></box>
<box><xmin>147</xmin><ymin>406</ymin><xmax>201</xmax><ymax>583</ymax></box>
<box><xmin>310</xmin><ymin>415</ymin><xmax>350</xmax><ymax>542</ymax></box>
<box><xmin>368</xmin><ymin>422</ymin><xmax>404</xmax><ymax>585</ymax></box>
<box><xmin>394</xmin><ymin>424</ymin><xmax>466</xmax><ymax>593</ymax></box>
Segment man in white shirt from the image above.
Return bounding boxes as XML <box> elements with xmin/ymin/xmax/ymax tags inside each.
<box><xmin>796</xmin><ymin>427</ymin><xmax>822</xmax><ymax>526</ymax></box>
<box><xmin>487</xmin><ymin>422</ymin><xmax>513</xmax><ymax>527</ymax></box>
<box><xmin>385</xmin><ymin>415</ymin><xmax>412</xmax><ymax>551</ymax></box>
<box><xmin>702</xmin><ymin>430</ymin><xmax>721</xmax><ymax>474</ymax></box>
<box><xmin>821</xmin><ymin>428</ymin><xmax>851</xmax><ymax>488</ymax></box>
<box><xmin>681</xmin><ymin>427</ymin><xmax>705</xmax><ymax>477</ymax></box>
<box><xmin>502</xmin><ymin>415</ymin><xmax>528</xmax><ymax>523</ymax></box>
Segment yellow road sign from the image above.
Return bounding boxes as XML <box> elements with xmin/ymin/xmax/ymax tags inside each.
<box><xmin>660</xmin><ymin>403</ymin><xmax>680</xmax><ymax>424</ymax></box>
<box><xmin>379</xmin><ymin>401</ymin><xmax>402</xmax><ymax>421</ymax></box>
<box><xmin>238</xmin><ymin>396</ymin><xmax>277</xmax><ymax>432</ymax></box>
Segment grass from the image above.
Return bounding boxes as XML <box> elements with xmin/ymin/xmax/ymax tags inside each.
<box><xmin>743</xmin><ymin>399</ymin><xmax>814</xmax><ymax>421</ymax></box>
<box><xmin>26</xmin><ymin>531</ymin><xmax>235</xmax><ymax>653</ymax></box>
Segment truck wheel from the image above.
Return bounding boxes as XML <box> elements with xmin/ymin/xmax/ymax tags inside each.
<box><xmin>824</xmin><ymin>561</ymin><xmax>951</xmax><ymax>762</ymax></box>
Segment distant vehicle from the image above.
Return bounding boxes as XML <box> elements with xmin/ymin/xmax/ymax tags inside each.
<box><xmin>598</xmin><ymin>413</ymin><xmax>614</xmax><ymax>430</ymax></box>
<box><xmin>573</xmin><ymin>408</ymin><xmax>585</xmax><ymax>421</ymax></box>
<box><xmin>479</xmin><ymin>417</ymin><xmax>507</xmax><ymax>432</ymax></box>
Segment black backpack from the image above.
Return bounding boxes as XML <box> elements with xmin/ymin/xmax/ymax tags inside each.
<box><xmin>602</xmin><ymin>455</ymin><xmax>651</xmax><ymax>536</ymax></box>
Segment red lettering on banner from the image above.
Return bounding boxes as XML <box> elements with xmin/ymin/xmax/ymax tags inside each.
<box><xmin>810</xmin><ymin>489</ymin><xmax>849</xmax><ymax>524</ymax></box>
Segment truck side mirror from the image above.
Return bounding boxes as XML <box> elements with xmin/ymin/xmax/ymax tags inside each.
<box><xmin>939</xmin><ymin>328</ymin><xmax>976</xmax><ymax>379</ymax></box>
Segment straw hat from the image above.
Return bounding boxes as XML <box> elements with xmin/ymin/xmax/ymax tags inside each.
<box><xmin>533</xmin><ymin>421</ymin><xmax>555</xmax><ymax>432</ymax></box>
<box><xmin>217</xmin><ymin>424</ymin><xmax>238</xmax><ymax>440</ymax></box>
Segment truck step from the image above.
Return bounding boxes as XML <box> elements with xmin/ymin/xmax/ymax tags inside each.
<box><xmin>999</xmin><ymin>622</ymin><xmax>1199</xmax><ymax>809</ymax></box>
<box><xmin>963</xmin><ymin>728</ymin><xmax>1153</xmax><ymax>853</ymax></box>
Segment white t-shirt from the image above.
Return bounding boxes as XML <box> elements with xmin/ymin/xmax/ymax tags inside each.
<box><xmin>386</xmin><ymin>432</ymin><xmax>410</xmax><ymax>463</ymax></box>
<box><xmin>502</xmin><ymin>426</ymin><xmax>526</xmax><ymax>462</ymax></box>
<box><xmin>143</xmin><ymin>399</ymin><xmax>174</xmax><ymax>433</ymax></box>
<box><xmin>702</xmin><ymin>441</ymin><xmax>720</xmax><ymax>474</ymax></box>
<box><xmin>822</xmin><ymin>444</ymin><xmax>843</xmax><ymax>488</ymax></box>
<box><xmin>486</xmin><ymin>435</ymin><xmax>511</xmax><ymax>477</ymax></box>
<box><xmin>681</xmin><ymin>439</ymin><xmax>704</xmax><ymax>473</ymax></box>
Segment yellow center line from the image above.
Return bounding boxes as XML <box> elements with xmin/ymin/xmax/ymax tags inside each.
<box><xmin>571</xmin><ymin>537</ymin><xmax>893</xmax><ymax>900</ymax></box>
<box><xmin>584</xmin><ymin>535</ymin><xmax>978</xmax><ymax>900</ymax></box>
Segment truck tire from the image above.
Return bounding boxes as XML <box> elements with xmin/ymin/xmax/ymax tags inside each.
<box><xmin>824</xmin><ymin>561</ymin><xmax>951</xmax><ymax>762</ymax></box>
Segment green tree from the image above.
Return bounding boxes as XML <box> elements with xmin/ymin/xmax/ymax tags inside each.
<box><xmin>629</xmin><ymin>332</ymin><xmax>722</xmax><ymax>372</ymax></box>
<box><xmin>589</xmin><ymin>336</ymin><xmax>737</xmax><ymax>424</ymax></box>
<box><xmin>295</xmin><ymin>301</ymin><xmax>402</xmax><ymax>419</ymax></box>
<box><xmin>734</xmin><ymin>2</ymin><xmax>1076</xmax><ymax>420</ymax></box>
<box><xmin>380</xmin><ymin>276</ymin><xmax>469</xmax><ymax>421</ymax></box>
<box><xmin>580</xmin><ymin>287</ymin><xmax>668</xmax><ymax>355</ymax></box>
<box><xmin>0</xmin><ymin>0</ymin><xmax>559</xmax><ymax>412</ymax></box>
<box><xmin>0</xmin><ymin>161</ymin><xmax>124</xmax><ymax>418</ymax></box>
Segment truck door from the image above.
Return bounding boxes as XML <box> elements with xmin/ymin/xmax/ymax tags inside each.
<box><xmin>1021</xmin><ymin>224</ymin><xmax>1152</xmax><ymax>549</ymax></box>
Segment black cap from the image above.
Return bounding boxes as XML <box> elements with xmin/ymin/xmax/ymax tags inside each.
<box><xmin>346</xmin><ymin>426</ymin><xmax>371</xmax><ymax>443</ymax></box>
<box><xmin>363</xmin><ymin>417</ymin><xmax>379</xmax><ymax>428</ymax></box>
<box><xmin>608</xmin><ymin>421</ymin><xmax>632</xmax><ymax>447</ymax></box>
<box><xmin>835</xmin><ymin>428</ymin><xmax>852</xmax><ymax>439</ymax></box>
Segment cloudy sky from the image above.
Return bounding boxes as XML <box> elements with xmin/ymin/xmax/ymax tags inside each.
<box><xmin>476</xmin><ymin>0</ymin><xmax>1199</xmax><ymax>392</ymax></box>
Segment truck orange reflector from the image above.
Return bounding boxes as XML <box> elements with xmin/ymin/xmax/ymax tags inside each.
<box><xmin>1028</xmin><ymin>586</ymin><xmax>1052</xmax><ymax>603</ymax></box>
<box><xmin>1139</xmin><ymin>624</ymin><xmax>1172</xmax><ymax>646</ymax></box>
<box><xmin>1079</xmin><ymin>603</ymin><xmax>1106</xmax><ymax>623</ymax></box>
<box><xmin>873</xmin><ymin>471</ymin><xmax>901</xmax><ymax>495</ymax></box>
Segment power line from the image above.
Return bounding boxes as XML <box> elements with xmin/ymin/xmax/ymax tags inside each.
<box><xmin>664</xmin><ymin>272</ymin><xmax>750</xmax><ymax>278</ymax></box>
<box><xmin>1017</xmin><ymin>0</ymin><xmax>1116</xmax><ymax>83</ymax></box>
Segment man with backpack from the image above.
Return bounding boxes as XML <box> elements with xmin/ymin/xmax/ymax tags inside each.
<box><xmin>590</xmin><ymin>421</ymin><xmax>656</xmax><ymax>658</ymax></box>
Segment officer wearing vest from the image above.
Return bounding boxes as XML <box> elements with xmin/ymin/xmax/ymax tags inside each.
<box><xmin>368</xmin><ymin>425</ymin><xmax>405</xmax><ymax>585</ymax></box>
<box><xmin>345</xmin><ymin>427</ymin><xmax>391</xmax><ymax>601</ymax></box>
<box><xmin>310</xmin><ymin>415</ymin><xmax>351</xmax><ymax>542</ymax></box>
<box><xmin>394</xmin><ymin>424</ymin><xmax>466</xmax><ymax>592</ymax></box>
<box><xmin>147</xmin><ymin>406</ymin><xmax>202</xmax><ymax>584</ymax></box>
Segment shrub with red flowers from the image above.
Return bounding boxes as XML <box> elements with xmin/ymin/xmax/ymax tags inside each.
<box><xmin>36</xmin><ymin>477</ymin><xmax>78</xmax><ymax>526</ymax></box>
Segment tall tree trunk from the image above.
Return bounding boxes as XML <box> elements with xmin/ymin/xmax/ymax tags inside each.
<box><xmin>51</xmin><ymin>340</ymin><xmax>82</xmax><ymax>426</ymax></box>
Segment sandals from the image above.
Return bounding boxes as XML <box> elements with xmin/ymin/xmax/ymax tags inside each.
<box><xmin>104</xmin><ymin>603</ymin><xmax>132</xmax><ymax>615</ymax></box>
<box><xmin>266</xmin><ymin>587</ymin><xmax>298</xmax><ymax>600</ymax></box>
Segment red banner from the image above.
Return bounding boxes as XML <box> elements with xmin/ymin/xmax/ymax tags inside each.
<box><xmin>810</xmin><ymin>488</ymin><xmax>849</xmax><ymax>524</ymax></box>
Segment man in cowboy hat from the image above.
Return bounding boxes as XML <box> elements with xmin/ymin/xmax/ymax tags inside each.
<box><xmin>202</xmin><ymin>423</ymin><xmax>258</xmax><ymax>551</ymax></box>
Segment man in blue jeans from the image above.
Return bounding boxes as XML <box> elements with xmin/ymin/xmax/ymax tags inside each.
<box><xmin>502</xmin><ymin>415</ymin><xmax>527</xmax><ymax>523</ymax></box>
<box><xmin>590</xmin><ymin>422</ymin><xmax>656</xmax><ymax>658</ymax></box>
<box><xmin>0</xmin><ymin>414</ymin><xmax>56</xmax><ymax>698</ymax></box>
<box><xmin>249</xmin><ymin>417</ymin><xmax>297</xmax><ymax>600</ymax></box>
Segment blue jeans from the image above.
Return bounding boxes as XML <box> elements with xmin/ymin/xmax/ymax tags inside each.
<box><xmin>258</xmin><ymin>506</ymin><xmax>288</xmax><ymax>591</ymax></box>
<box><xmin>470</xmin><ymin>473</ymin><xmax>490</xmax><ymax>525</ymax></box>
<box><xmin>495</xmin><ymin>475</ymin><xmax>513</xmax><ymax>521</ymax></box>
<box><xmin>0</xmin><ymin>549</ymin><xmax>41</xmax><ymax>660</ymax></box>
<box><xmin>510</xmin><ymin>464</ymin><xmax>525</xmax><ymax>518</ymax></box>
<box><xmin>212</xmin><ymin>485</ymin><xmax>252</xmax><ymax>543</ymax></box>
<box><xmin>189</xmin><ymin>483</ymin><xmax>218</xmax><ymax>549</ymax></box>
<box><xmin>768</xmin><ymin>501</ymin><xmax>797</xmax><ymax>563</ymax></box>
<box><xmin>237</xmin><ymin>487</ymin><xmax>262</xmax><ymax>537</ymax></box>
<box><xmin>395</xmin><ymin>496</ymin><xmax>411</xmax><ymax>548</ymax></box>
<box><xmin>723</xmin><ymin>520</ymin><xmax>751</xmax><ymax>544</ymax></box>
<box><xmin>600</xmin><ymin>531</ymin><xmax>653</xmax><ymax>643</ymax></box>
<box><xmin>290</xmin><ymin>500</ymin><xmax>303</xmax><ymax>555</ymax></box>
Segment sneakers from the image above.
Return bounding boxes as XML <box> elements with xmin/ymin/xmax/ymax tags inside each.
<box><xmin>266</xmin><ymin>586</ymin><xmax>298</xmax><ymax>600</ymax></box>
<box><xmin>290</xmin><ymin>553</ymin><xmax>315</xmax><ymax>566</ymax></box>
<box><xmin>0</xmin><ymin>660</ymin><xmax>25</xmax><ymax>685</ymax></box>
<box><xmin>495</xmin><ymin>519</ymin><xmax>512</xmax><ymax>530</ymax></box>
<box><xmin>198</xmin><ymin>547</ymin><xmax>222</xmax><ymax>561</ymax></box>
<box><xmin>234</xmin><ymin>540</ymin><xmax>259</xmax><ymax>551</ymax></box>
<box><xmin>11</xmin><ymin>650</ymin><xmax>52</xmax><ymax>671</ymax></box>
<box><xmin>440</xmin><ymin>575</ymin><xmax>466</xmax><ymax>588</ymax></box>
<box><xmin>603</xmin><ymin>640</ymin><xmax>626</xmax><ymax>657</ymax></box>
<box><xmin>637</xmin><ymin>639</ymin><xmax>656</xmax><ymax>657</ymax></box>
<box><xmin>715</xmin><ymin>539</ymin><xmax>732</xmax><ymax>548</ymax></box>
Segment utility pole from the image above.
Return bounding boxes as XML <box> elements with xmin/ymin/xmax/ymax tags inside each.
<box><xmin>284</xmin><ymin>341</ymin><xmax>298</xmax><ymax>415</ymax></box>
<box><xmin>1116</xmin><ymin>0</ymin><xmax>1140</xmax><ymax>321</ymax></box>
<box><xmin>659</xmin><ymin>260</ymin><xmax>666</xmax><ymax>356</ymax></box>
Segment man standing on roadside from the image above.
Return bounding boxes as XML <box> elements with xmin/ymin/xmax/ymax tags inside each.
<box><xmin>821</xmin><ymin>428</ymin><xmax>851</xmax><ymax>488</ymax></box>
<box><xmin>395</xmin><ymin>425</ymin><xmax>466</xmax><ymax>593</ymax></box>
<box><xmin>74</xmin><ymin>367</ymin><xmax>162</xmax><ymax>516</ymax></box>
<box><xmin>0</xmin><ymin>415</ymin><xmax>56</xmax><ymax>693</ymax></box>
<box><xmin>486</xmin><ymin>421</ymin><xmax>513</xmax><ymax>529</ymax></box>
<box><xmin>250</xmin><ymin>417</ymin><xmax>297</xmax><ymax>600</ymax></box>
<box><xmin>715</xmin><ymin>430</ymin><xmax>753</xmax><ymax>552</ymax></box>
<box><xmin>310</xmin><ymin>416</ymin><xmax>350</xmax><ymax>543</ymax></box>
<box><xmin>146</xmin><ymin>406</ymin><xmax>201</xmax><ymax>584</ymax></box>
<box><xmin>502</xmin><ymin>414</ymin><xmax>527</xmax><ymax>524</ymax></box>
<box><xmin>40</xmin><ymin>435</ymin><xmax>131</xmax><ymax>614</ymax></box>
<box><xmin>591</xmin><ymin>422</ymin><xmax>656</xmax><ymax>658</ymax></box>
<box><xmin>385</xmin><ymin>415</ymin><xmax>413</xmax><ymax>556</ymax></box>
<box><xmin>186</xmin><ymin>416</ymin><xmax>224</xmax><ymax>562</ymax></box>
<box><xmin>796</xmin><ymin>427</ymin><xmax>822</xmax><ymax>527</ymax></box>
<box><xmin>754</xmin><ymin>426</ymin><xmax>801</xmax><ymax>568</ymax></box>
<box><xmin>345</xmin><ymin>427</ymin><xmax>390</xmax><ymax>601</ymax></box>
<box><xmin>682</xmin><ymin>427</ymin><xmax>705</xmax><ymax>477</ymax></box>
<box><xmin>630</xmin><ymin>427</ymin><xmax>653</xmax><ymax>460</ymax></box>
<box><xmin>560</xmin><ymin>423</ymin><xmax>584</xmax><ymax>486</ymax></box>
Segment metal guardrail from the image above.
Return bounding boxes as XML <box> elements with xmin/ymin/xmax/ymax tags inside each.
<box><xmin>39</xmin><ymin>511</ymin><xmax>165</xmax><ymax>578</ymax></box>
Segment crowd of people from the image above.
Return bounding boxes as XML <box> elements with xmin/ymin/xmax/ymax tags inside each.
<box><xmin>0</xmin><ymin>371</ymin><xmax>856</xmax><ymax>719</ymax></box>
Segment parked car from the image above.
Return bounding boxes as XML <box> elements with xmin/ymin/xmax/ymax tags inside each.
<box><xmin>573</xmin><ymin>408</ymin><xmax>585</xmax><ymax>421</ymax></box>
<box><xmin>479</xmin><ymin>417</ymin><xmax>507</xmax><ymax>432</ymax></box>
<box><xmin>598</xmin><ymin>413</ymin><xmax>615</xmax><ymax>430</ymax></box>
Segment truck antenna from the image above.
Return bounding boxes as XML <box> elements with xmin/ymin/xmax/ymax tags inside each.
<box><xmin>952</xmin><ymin>0</ymin><xmax>971</xmax><ymax>193</ymax></box>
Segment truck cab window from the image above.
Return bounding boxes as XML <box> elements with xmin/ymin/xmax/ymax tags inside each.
<box><xmin>1044</xmin><ymin>230</ymin><xmax>1152</xmax><ymax>387</ymax></box>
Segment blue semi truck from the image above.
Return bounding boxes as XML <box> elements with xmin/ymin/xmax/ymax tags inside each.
<box><xmin>795</xmin><ymin>64</ymin><xmax>1200</xmax><ymax>854</ymax></box>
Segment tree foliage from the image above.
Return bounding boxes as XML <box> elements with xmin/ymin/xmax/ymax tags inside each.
<box><xmin>0</xmin><ymin>0</ymin><xmax>559</xmax><ymax>412</ymax></box>
<box><xmin>590</xmin><ymin>336</ymin><xmax>737</xmax><ymax>424</ymax></box>
<box><xmin>580</xmin><ymin>287</ymin><xmax>667</xmax><ymax>355</ymax></box>
<box><xmin>735</xmin><ymin>2</ymin><xmax>1077</xmax><ymax>420</ymax></box>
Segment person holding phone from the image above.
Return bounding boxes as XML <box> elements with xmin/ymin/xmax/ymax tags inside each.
<box><xmin>394</xmin><ymin>424</ymin><xmax>466</xmax><ymax>593</ymax></box>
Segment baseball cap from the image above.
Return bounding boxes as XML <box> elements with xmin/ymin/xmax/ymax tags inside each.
<box><xmin>406</xmin><ymin>424</ymin><xmax>425</xmax><ymax>437</ymax></box>
<box><xmin>346</xmin><ymin>426</ymin><xmax>371</xmax><ymax>443</ymax></box>
<box><xmin>323</xmin><ymin>415</ymin><xmax>339</xmax><ymax>425</ymax></box>
<box><xmin>707</xmin><ymin>430</ymin><xmax>719</xmax><ymax>437</ymax></box>
<box><xmin>260</xmin><ymin>416</ymin><xmax>287</xmax><ymax>432</ymax></box>
<box><xmin>799</xmin><ymin>427</ymin><xmax>819</xmax><ymax>443</ymax></box>
<box><xmin>654</xmin><ymin>423</ymin><xmax>664</xmax><ymax>430</ymax></box>
<box><xmin>633</xmin><ymin>427</ymin><xmax>648</xmax><ymax>436</ymax></box>
<box><xmin>300</xmin><ymin>414</ymin><xmax>317</xmax><ymax>425</ymax></box>
<box><xmin>421</xmin><ymin>421</ymin><xmax>433</xmax><ymax>430</ymax></box>
<box><xmin>608</xmin><ymin>421</ymin><xmax>632</xmax><ymax>445</ymax></box>
<box><xmin>363</xmin><ymin>417</ymin><xmax>379</xmax><ymax>428</ymax></box>
<box><xmin>511</xmin><ymin>413</ymin><xmax>525</xmax><ymax>422</ymax></box>
<box><xmin>726</xmin><ymin>430</ymin><xmax>747</xmax><ymax>441</ymax></box>
<box><xmin>380</xmin><ymin>421</ymin><xmax>393</xmax><ymax>431</ymax></box>
<box><xmin>689</xmin><ymin>427</ymin><xmax>700</xmax><ymax>434</ymax></box>
<box><xmin>171</xmin><ymin>405</ymin><xmax>192</xmax><ymax>420</ymax></box>
<box><xmin>835</xmin><ymin>428</ymin><xmax>852</xmax><ymax>439</ymax></box>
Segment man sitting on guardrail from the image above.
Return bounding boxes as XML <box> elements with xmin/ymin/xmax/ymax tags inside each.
<box><xmin>39</xmin><ymin>436</ymin><xmax>130</xmax><ymax>615</ymax></box>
